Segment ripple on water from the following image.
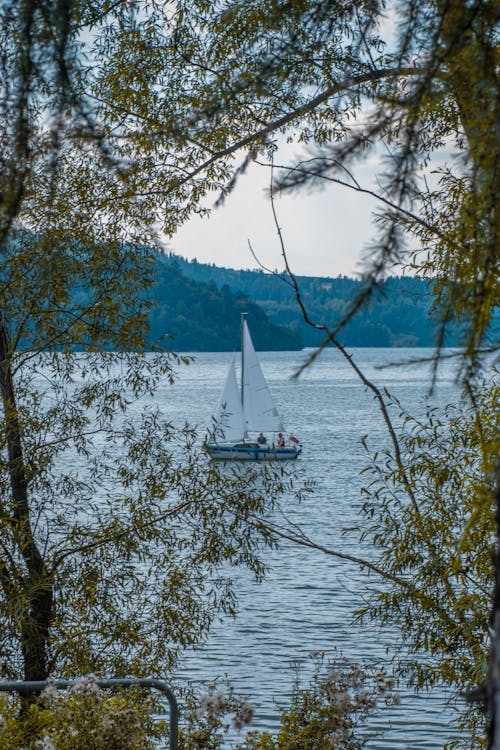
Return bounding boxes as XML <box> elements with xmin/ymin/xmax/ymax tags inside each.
<box><xmin>167</xmin><ymin>349</ymin><xmax>466</xmax><ymax>748</ymax></box>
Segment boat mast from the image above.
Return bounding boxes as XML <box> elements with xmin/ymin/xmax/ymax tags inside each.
<box><xmin>241</xmin><ymin>312</ymin><xmax>247</xmax><ymax>435</ymax></box>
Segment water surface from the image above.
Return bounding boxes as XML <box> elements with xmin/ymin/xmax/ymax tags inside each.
<box><xmin>163</xmin><ymin>348</ymin><xmax>467</xmax><ymax>748</ymax></box>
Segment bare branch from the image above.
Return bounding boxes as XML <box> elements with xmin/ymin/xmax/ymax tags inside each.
<box><xmin>265</xmin><ymin>157</ymin><xmax>443</xmax><ymax>238</ymax></box>
<box><xmin>263</xmin><ymin>163</ymin><xmax>421</xmax><ymax>514</ymax></box>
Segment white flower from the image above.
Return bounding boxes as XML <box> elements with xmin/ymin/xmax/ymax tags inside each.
<box><xmin>68</xmin><ymin>674</ymin><xmax>101</xmax><ymax>695</ymax></box>
<box><xmin>332</xmin><ymin>691</ymin><xmax>351</xmax><ymax>711</ymax></box>
<box><xmin>41</xmin><ymin>680</ymin><xmax>58</xmax><ymax>701</ymax></box>
<box><xmin>37</xmin><ymin>735</ymin><xmax>56</xmax><ymax>750</ymax></box>
<box><xmin>232</xmin><ymin>700</ymin><xmax>254</xmax><ymax>730</ymax></box>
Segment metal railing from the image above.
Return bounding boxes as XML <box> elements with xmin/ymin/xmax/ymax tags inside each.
<box><xmin>0</xmin><ymin>677</ymin><xmax>178</xmax><ymax>750</ymax></box>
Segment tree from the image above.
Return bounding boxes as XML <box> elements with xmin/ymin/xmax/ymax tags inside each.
<box><xmin>5</xmin><ymin>1</ymin><xmax>495</xmax><ymax>357</ymax></box>
<box><xmin>0</xmin><ymin>1</ymin><xmax>301</xmax><ymax>686</ymax></box>
<box><xmin>104</xmin><ymin>1</ymin><xmax>499</xmax><ymax>743</ymax></box>
<box><xmin>357</xmin><ymin>382</ymin><xmax>499</xmax><ymax>741</ymax></box>
<box><xmin>140</xmin><ymin>2</ymin><xmax>497</xmax><ymax>741</ymax></box>
<box><xmin>0</xmin><ymin>678</ymin><xmax>167</xmax><ymax>749</ymax></box>
<box><xmin>1</xmin><ymin>0</ymin><xmax>498</xmax><ymax>744</ymax></box>
<box><xmin>0</xmin><ymin>231</ymin><xmax>299</xmax><ymax>684</ymax></box>
<box><xmin>258</xmin><ymin>284</ymin><xmax>498</xmax><ymax>743</ymax></box>
<box><xmin>116</xmin><ymin>0</ymin><xmax>497</xmax><ymax>361</ymax></box>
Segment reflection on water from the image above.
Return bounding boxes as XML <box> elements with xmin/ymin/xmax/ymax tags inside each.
<box><xmin>159</xmin><ymin>348</ymin><xmax>468</xmax><ymax>748</ymax></box>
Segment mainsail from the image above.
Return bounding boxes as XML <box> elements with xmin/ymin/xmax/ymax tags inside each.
<box><xmin>241</xmin><ymin>320</ymin><xmax>284</xmax><ymax>434</ymax></box>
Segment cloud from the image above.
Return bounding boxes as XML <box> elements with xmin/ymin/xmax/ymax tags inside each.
<box><xmin>171</xmin><ymin>157</ymin><xmax>378</xmax><ymax>278</ymax></box>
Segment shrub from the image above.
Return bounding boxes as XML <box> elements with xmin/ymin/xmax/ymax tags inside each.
<box><xmin>241</xmin><ymin>654</ymin><xmax>398</xmax><ymax>750</ymax></box>
<box><xmin>0</xmin><ymin>675</ymin><xmax>167</xmax><ymax>750</ymax></box>
<box><xmin>179</xmin><ymin>654</ymin><xmax>397</xmax><ymax>750</ymax></box>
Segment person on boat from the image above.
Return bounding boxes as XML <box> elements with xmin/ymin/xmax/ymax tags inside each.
<box><xmin>289</xmin><ymin>433</ymin><xmax>299</xmax><ymax>445</ymax></box>
<box><xmin>257</xmin><ymin>432</ymin><xmax>267</xmax><ymax>446</ymax></box>
<box><xmin>277</xmin><ymin>432</ymin><xmax>285</xmax><ymax>447</ymax></box>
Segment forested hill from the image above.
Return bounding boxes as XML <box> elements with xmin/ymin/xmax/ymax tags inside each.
<box><xmin>153</xmin><ymin>252</ymin><xmax>449</xmax><ymax>349</ymax></box>
<box><xmin>149</xmin><ymin>259</ymin><xmax>302</xmax><ymax>350</ymax></box>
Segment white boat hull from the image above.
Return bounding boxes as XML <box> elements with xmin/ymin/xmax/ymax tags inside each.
<box><xmin>206</xmin><ymin>443</ymin><xmax>301</xmax><ymax>461</ymax></box>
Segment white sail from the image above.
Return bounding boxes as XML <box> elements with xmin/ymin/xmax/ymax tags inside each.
<box><xmin>211</xmin><ymin>359</ymin><xmax>245</xmax><ymax>442</ymax></box>
<box><xmin>206</xmin><ymin>317</ymin><xmax>300</xmax><ymax>460</ymax></box>
<box><xmin>242</xmin><ymin>320</ymin><xmax>284</xmax><ymax>433</ymax></box>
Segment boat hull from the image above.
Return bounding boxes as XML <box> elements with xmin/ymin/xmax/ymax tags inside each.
<box><xmin>206</xmin><ymin>443</ymin><xmax>301</xmax><ymax>461</ymax></box>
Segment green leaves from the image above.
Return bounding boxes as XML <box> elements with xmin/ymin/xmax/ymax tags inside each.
<box><xmin>0</xmin><ymin>681</ymin><xmax>167</xmax><ymax>750</ymax></box>
<box><xmin>359</xmin><ymin>380</ymin><xmax>499</xmax><ymax>740</ymax></box>
<box><xmin>0</xmin><ymin>331</ymin><xmax>298</xmax><ymax>679</ymax></box>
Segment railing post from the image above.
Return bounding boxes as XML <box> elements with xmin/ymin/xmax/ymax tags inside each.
<box><xmin>0</xmin><ymin>677</ymin><xmax>178</xmax><ymax>750</ymax></box>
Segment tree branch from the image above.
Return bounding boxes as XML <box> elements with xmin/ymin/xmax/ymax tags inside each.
<box><xmin>263</xmin><ymin>163</ymin><xmax>421</xmax><ymax>514</ymax></box>
<box><xmin>173</xmin><ymin>65</ymin><xmax>426</xmax><ymax>188</ymax></box>
<box><xmin>263</xmin><ymin>157</ymin><xmax>444</xmax><ymax>239</ymax></box>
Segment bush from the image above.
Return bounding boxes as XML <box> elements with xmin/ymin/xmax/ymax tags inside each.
<box><xmin>241</xmin><ymin>654</ymin><xmax>398</xmax><ymax>750</ymax></box>
<box><xmin>179</xmin><ymin>680</ymin><xmax>255</xmax><ymax>750</ymax></box>
<box><xmin>0</xmin><ymin>675</ymin><xmax>168</xmax><ymax>750</ymax></box>
<box><xmin>179</xmin><ymin>654</ymin><xmax>397</xmax><ymax>750</ymax></box>
<box><xmin>0</xmin><ymin>660</ymin><xmax>395</xmax><ymax>749</ymax></box>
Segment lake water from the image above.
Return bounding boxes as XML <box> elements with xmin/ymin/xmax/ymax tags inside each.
<box><xmin>156</xmin><ymin>347</ymin><xmax>471</xmax><ymax>748</ymax></box>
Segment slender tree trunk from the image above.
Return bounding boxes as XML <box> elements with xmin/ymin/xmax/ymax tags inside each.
<box><xmin>0</xmin><ymin>314</ymin><xmax>53</xmax><ymax>681</ymax></box>
<box><xmin>488</xmin><ymin>459</ymin><xmax>500</xmax><ymax>748</ymax></box>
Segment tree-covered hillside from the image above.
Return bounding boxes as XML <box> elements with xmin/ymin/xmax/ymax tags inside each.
<box><xmin>157</xmin><ymin>253</ymin><xmax>448</xmax><ymax>348</ymax></box>
<box><xmin>149</xmin><ymin>260</ymin><xmax>302</xmax><ymax>350</ymax></box>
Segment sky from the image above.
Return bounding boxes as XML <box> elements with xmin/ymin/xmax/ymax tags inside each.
<box><xmin>168</xmin><ymin>14</ymin><xmax>402</xmax><ymax>281</ymax></box>
<box><xmin>170</xmin><ymin>147</ymin><xmax>381</xmax><ymax>280</ymax></box>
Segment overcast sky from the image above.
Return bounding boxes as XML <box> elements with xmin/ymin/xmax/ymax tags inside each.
<box><xmin>170</xmin><ymin>148</ymin><xmax>381</xmax><ymax>279</ymax></box>
<box><xmin>169</xmin><ymin>15</ymin><xmax>404</xmax><ymax>280</ymax></box>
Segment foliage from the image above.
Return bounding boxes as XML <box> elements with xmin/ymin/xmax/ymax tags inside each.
<box><xmin>356</xmin><ymin>378</ymin><xmax>499</xmax><ymax>742</ymax></box>
<box><xmin>3</xmin><ymin>0</ymin><xmax>491</xmax><ymax>360</ymax></box>
<box><xmin>158</xmin><ymin>253</ymin><xmax>464</xmax><ymax>348</ymax></box>
<box><xmin>0</xmin><ymin>1</ymin><xmax>305</xmax><ymax>685</ymax></box>
<box><xmin>0</xmin><ymin>661</ymin><xmax>395</xmax><ymax>750</ymax></box>
<box><xmin>1</xmin><ymin>1</ymin><xmax>498</xmax><ymax>351</ymax></box>
<box><xmin>77</xmin><ymin>0</ymin><xmax>500</xmax><ymax>741</ymax></box>
<box><xmin>0</xmin><ymin>676</ymin><xmax>166</xmax><ymax>749</ymax></box>
<box><xmin>0</xmin><ymin>342</ymin><xmax>299</xmax><ymax>680</ymax></box>
<box><xmin>100</xmin><ymin>0</ymin><xmax>498</xmax><ymax>362</ymax></box>
<box><xmin>1</xmin><ymin>0</ymin><xmax>498</xmax><ymax>744</ymax></box>
<box><xmin>178</xmin><ymin>679</ymin><xmax>255</xmax><ymax>750</ymax></box>
<box><xmin>241</xmin><ymin>657</ymin><xmax>397</xmax><ymax>750</ymax></box>
<box><xmin>151</xmin><ymin>259</ymin><xmax>302</xmax><ymax>351</ymax></box>
<box><xmin>178</xmin><ymin>655</ymin><xmax>397</xmax><ymax>750</ymax></box>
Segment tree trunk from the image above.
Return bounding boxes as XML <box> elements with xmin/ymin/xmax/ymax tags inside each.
<box><xmin>488</xmin><ymin>459</ymin><xmax>500</xmax><ymax>748</ymax></box>
<box><xmin>0</xmin><ymin>314</ymin><xmax>53</xmax><ymax>681</ymax></box>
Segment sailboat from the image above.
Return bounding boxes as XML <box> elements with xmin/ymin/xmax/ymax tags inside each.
<box><xmin>206</xmin><ymin>315</ymin><xmax>301</xmax><ymax>461</ymax></box>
